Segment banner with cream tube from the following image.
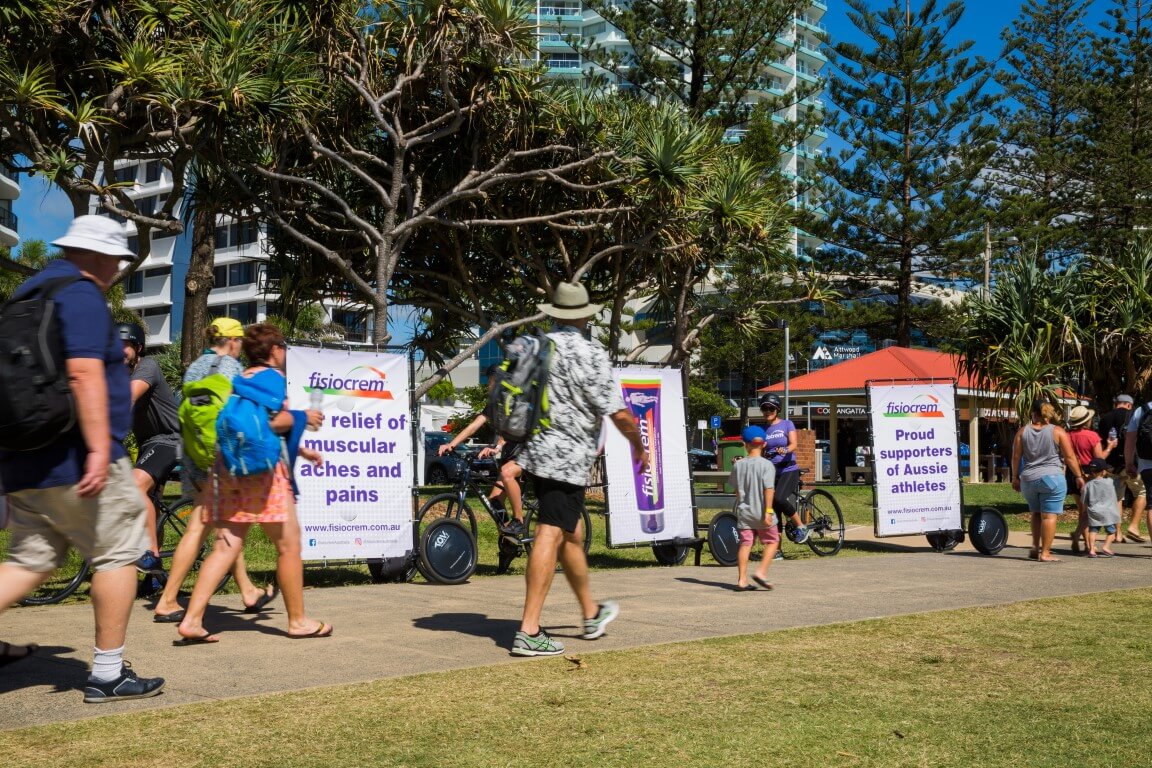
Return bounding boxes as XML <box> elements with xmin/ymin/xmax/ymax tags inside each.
<box><xmin>286</xmin><ymin>347</ymin><xmax>413</xmax><ymax>561</ymax></box>
<box><xmin>602</xmin><ymin>367</ymin><xmax>695</xmax><ymax>546</ymax></box>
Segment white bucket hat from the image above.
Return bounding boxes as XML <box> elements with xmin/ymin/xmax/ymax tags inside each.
<box><xmin>538</xmin><ymin>281</ymin><xmax>603</xmax><ymax>320</ymax></box>
<box><xmin>51</xmin><ymin>215</ymin><xmax>134</xmax><ymax>258</ymax></box>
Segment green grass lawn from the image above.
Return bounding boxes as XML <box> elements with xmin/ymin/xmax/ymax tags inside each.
<box><xmin>4</xmin><ymin>589</ymin><xmax>1150</xmax><ymax>767</ymax></box>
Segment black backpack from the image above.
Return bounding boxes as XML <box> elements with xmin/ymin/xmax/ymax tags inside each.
<box><xmin>486</xmin><ymin>328</ymin><xmax>554</xmax><ymax>443</ymax></box>
<box><xmin>0</xmin><ymin>275</ymin><xmax>85</xmax><ymax>451</ymax></box>
<box><xmin>1136</xmin><ymin>403</ymin><xmax>1152</xmax><ymax>461</ymax></box>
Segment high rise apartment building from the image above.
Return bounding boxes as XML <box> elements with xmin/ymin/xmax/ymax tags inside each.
<box><xmin>92</xmin><ymin>160</ymin><xmax>369</xmax><ymax>347</ymax></box>
<box><xmin>527</xmin><ymin>0</ymin><xmax>829</xmax><ymax>261</ymax></box>
<box><xmin>0</xmin><ymin>165</ymin><xmax>19</xmax><ymax>249</ymax></box>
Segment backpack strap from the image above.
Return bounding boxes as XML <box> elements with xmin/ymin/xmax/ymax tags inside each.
<box><xmin>7</xmin><ymin>273</ymin><xmax>85</xmax><ymax>306</ymax></box>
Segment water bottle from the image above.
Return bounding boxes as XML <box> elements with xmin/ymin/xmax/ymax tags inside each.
<box><xmin>307</xmin><ymin>389</ymin><xmax>324</xmax><ymax>431</ymax></box>
<box><xmin>1109</xmin><ymin>427</ymin><xmax>1118</xmax><ymax>442</ymax></box>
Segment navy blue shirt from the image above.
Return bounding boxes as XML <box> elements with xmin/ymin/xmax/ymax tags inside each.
<box><xmin>0</xmin><ymin>260</ymin><xmax>131</xmax><ymax>491</ymax></box>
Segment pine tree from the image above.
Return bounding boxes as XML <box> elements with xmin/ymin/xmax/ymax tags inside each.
<box><xmin>579</xmin><ymin>0</ymin><xmax>814</xmax><ymax>127</ymax></box>
<box><xmin>811</xmin><ymin>0</ymin><xmax>1000</xmax><ymax>347</ymax></box>
<box><xmin>1073</xmin><ymin>0</ymin><xmax>1152</xmax><ymax>252</ymax></box>
<box><xmin>988</xmin><ymin>0</ymin><xmax>1092</xmax><ymax>267</ymax></box>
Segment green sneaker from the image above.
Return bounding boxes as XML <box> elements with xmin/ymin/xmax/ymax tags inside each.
<box><xmin>582</xmin><ymin>599</ymin><xmax>619</xmax><ymax>640</ymax></box>
<box><xmin>510</xmin><ymin>629</ymin><xmax>565</xmax><ymax>656</ymax></box>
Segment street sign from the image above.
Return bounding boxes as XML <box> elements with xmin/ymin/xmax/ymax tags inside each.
<box><xmin>709</xmin><ymin>415</ymin><xmax>721</xmax><ymax>429</ymax></box>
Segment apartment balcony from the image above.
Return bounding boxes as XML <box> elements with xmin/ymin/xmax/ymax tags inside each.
<box><xmin>796</xmin><ymin>15</ymin><xmax>827</xmax><ymax>33</ymax></box>
<box><xmin>811</xmin><ymin>0</ymin><xmax>827</xmax><ymax>11</ymax></box>
<box><xmin>0</xmin><ymin>206</ymin><xmax>18</xmax><ymax>247</ymax></box>
<box><xmin>0</xmin><ymin>167</ymin><xmax>19</xmax><ymax>201</ymax></box>
<box><xmin>529</xmin><ymin>6</ymin><xmax>583</xmax><ymax>25</ymax></box>
<box><xmin>537</xmin><ymin>34</ymin><xmax>576</xmax><ymax>50</ymax></box>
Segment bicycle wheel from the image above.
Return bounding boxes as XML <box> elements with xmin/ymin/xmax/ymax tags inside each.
<box><xmin>801</xmin><ymin>489</ymin><xmax>844</xmax><ymax>556</ymax></box>
<box><xmin>652</xmin><ymin>543</ymin><xmax>689</xmax><ymax>566</ymax></box>
<box><xmin>418</xmin><ymin>517</ymin><xmax>477</xmax><ymax>584</ymax></box>
<box><xmin>368</xmin><ymin>555</ymin><xmax>417</xmax><ymax>583</ymax></box>
<box><xmin>19</xmin><ymin>550</ymin><xmax>90</xmax><ymax>606</ymax></box>
<box><xmin>0</xmin><ymin>506</ymin><xmax>91</xmax><ymax>606</ymax></box>
<box><xmin>523</xmin><ymin>501</ymin><xmax>592</xmax><ymax>556</ymax></box>
<box><xmin>158</xmin><ymin>500</ymin><xmax>231</xmax><ymax>594</ymax></box>
<box><xmin>926</xmin><ymin>529</ymin><xmax>964</xmax><ymax>552</ymax></box>
<box><xmin>416</xmin><ymin>494</ymin><xmax>478</xmax><ymax>539</ymax></box>
<box><xmin>707</xmin><ymin>512</ymin><xmax>740</xmax><ymax>567</ymax></box>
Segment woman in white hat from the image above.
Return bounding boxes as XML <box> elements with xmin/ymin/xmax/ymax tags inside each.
<box><xmin>1066</xmin><ymin>404</ymin><xmax>1116</xmax><ymax>554</ymax></box>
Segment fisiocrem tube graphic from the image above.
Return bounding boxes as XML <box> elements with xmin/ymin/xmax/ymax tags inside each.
<box><xmin>622</xmin><ymin>378</ymin><xmax>664</xmax><ymax>533</ymax></box>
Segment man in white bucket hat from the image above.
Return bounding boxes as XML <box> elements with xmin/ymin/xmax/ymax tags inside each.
<box><xmin>0</xmin><ymin>215</ymin><xmax>164</xmax><ymax>701</ymax></box>
<box><xmin>510</xmin><ymin>281</ymin><xmax>649</xmax><ymax>657</ymax></box>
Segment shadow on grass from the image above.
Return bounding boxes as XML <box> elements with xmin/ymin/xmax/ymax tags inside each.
<box><xmin>411</xmin><ymin>612</ymin><xmax>520</xmax><ymax>647</ymax></box>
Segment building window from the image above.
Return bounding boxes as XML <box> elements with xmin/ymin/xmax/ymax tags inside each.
<box><xmin>126</xmin><ymin>272</ymin><xmax>144</xmax><ymax>294</ymax></box>
<box><xmin>145</xmin><ymin>161</ymin><xmax>162</xmax><ymax>183</ymax></box>
<box><xmin>143</xmin><ymin>266</ymin><xmax>171</xmax><ymax>278</ymax></box>
<box><xmin>113</xmin><ymin>166</ymin><xmax>136</xmax><ymax>184</ymax></box>
<box><xmin>228</xmin><ymin>261</ymin><xmax>255</xmax><ymax>286</ymax></box>
<box><xmin>215</xmin><ymin>219</ymin><xmax>261</xmax><ymax>249</ymax></box>
<box><xmin>331</xmin><ymin>309</ymin><xmax>368</xmax><ymax>343</ymax></box>
<box><xmin>213</xmin><ymin>260</ymin><xmax>257</xmax><ymax>288</ymax></box>
<box><xmin>229</xmin><ymin>301</ymin><xmax>257</xmax><ymax>324</ymax></box>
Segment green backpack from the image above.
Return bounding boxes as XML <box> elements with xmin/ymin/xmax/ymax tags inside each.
<box><xmin>179</xmin><ymin>357</ymin><xmax>233</xmax><ymax>470</ymax></box>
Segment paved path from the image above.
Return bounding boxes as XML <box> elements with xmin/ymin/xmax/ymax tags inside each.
<box><xmin>2</xmin><ymin>528</ymin><xmax>1150</xmax><ymax>731</ymax></box>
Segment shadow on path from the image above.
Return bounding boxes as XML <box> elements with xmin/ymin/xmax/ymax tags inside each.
<box><xmin>0</xmin><ymin>645</ymin><xmax>85</xmax><ymax>695</ymax></box>
<box><xmin>412</xmin><ymin>612</ymin><xmax>520</xmax><ymax>647</ymax></box>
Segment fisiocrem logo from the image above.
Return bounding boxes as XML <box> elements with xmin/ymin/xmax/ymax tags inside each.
<box><xmin>883</xmin><ymin>394</ymin><xmax>944</xmax><ymax>418</ymax></box>
<box><xmin>306</xmin><ymin>367</ymin><xmax>394</xmax><ymax>400</ymax></box>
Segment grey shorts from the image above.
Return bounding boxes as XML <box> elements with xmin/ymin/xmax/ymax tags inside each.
<box><xmin>4</xmin><ymin>457</ymin><xmax>148</xmax><ymax>573</ymax></box>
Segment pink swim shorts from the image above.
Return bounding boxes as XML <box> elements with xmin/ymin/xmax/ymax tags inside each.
<box><xmin>739</xmin><ymin>526</ymin><xmax>780</xmax><ymax>546</ymax></box>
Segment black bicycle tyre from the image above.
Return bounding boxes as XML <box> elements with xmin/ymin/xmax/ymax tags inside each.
<box><xmin>416</xmin><ymin>494</ymin><xmax>478</xmax><ymax>540</ymax></box>
<box><xmin>707</xmin><ymin>512</ymin><xmax>740</xmax><ymax>567</ymax></box>
<box><xmin>652</xmin><ymin>543</ymin><xmax>690</xmax><ymax>565</ymax></box>
<box><xmin>17</xmin><ymin>550</ymin><xmax>90</xmax><ymax>606</ymax></box>
<box><xmin>158</xmin><ymin>500</ymin><xmax>231</xmax><ymax>594</ymax></box>
<box><xmin>367</xmin><ymin>555</ymin><xmax>417</xmax><ymax>583</ymax></box>
<box><xmin>968</xmin><ymin>507</ymin><xmax>1008</xmax><ymax>556</ymax></box>
<box><xmin>523</xmin><ymin>503</ymin><xmax>592</xmax><ymax>556</ymax></box>
<box><xmin>926</xmin><ymin>529</ymin><xmax>965</xmax><ymax>552</ymax></box>
<box><xmin>418</xmin><ymin>517</ymin><xmax>477</xmax><ymax>584</ymax></box>
<box><xmin>801</xmin><ymin>489</ymin><xmax>845</xmax><ymax>556</ymax></box>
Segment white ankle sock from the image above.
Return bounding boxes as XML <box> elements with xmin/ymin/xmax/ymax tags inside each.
<box><xmin>91</xmin><ymin>645</ymin><xmax>125</xmax><ymax>682</ymax></box>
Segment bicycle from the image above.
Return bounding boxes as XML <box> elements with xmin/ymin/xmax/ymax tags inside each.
<box><xmin>706</xmin><ymin>470</ymin><xmax>845</xmax><ymax>566</ymax></box>
<box><xmin>415</xmin><ymin>450</ymin><xmax>591</xmax><ymax>584</ymax></box>
<box><xmin>4</xmin><ymin>494</ymin><xmax>228</xmax><ymax>606</ymax></box>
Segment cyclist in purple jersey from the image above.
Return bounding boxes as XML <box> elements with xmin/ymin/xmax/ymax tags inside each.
<box><xmin>758</xmin><ymin>394</ymin><xmax>809</xmax><ymax>543</ymax></box>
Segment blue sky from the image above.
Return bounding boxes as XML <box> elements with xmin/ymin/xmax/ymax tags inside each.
<box><xmin>10</xmin><ymin>0</ymin><xmax>1114</xmax><ymax>252</ymax></box>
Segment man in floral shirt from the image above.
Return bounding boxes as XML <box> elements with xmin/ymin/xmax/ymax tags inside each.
<box><xmin>511</xmin><ymin>282</ymin><xmax>648</xmax><ymax>657</ymax></box>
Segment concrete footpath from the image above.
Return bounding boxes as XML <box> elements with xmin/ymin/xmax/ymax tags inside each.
<box><xmin>2</xmin><ymin>527</ymin><xmax>1150</xmax><ymax>731</ymax></box>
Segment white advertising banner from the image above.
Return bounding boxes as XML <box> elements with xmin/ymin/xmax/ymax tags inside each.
<box><xmin>868</xmin><ymin>381</ymin><xmax>963</xmax><ymax>537</ymax></box>
<box><xmin>603</xmin><ymin>368</ymin><xmax>695</xmax><ymax>546</ymax></box>
<box><xmin>286</xmin><ymin>347</ymin><xmax>413</xmax><ymax>560</ymax></box>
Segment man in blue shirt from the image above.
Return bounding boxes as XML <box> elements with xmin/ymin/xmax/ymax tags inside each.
<box><xmin>0</xmin><ymin>215</ymin><xmax>164</xmax><ymax>702</ymax></box>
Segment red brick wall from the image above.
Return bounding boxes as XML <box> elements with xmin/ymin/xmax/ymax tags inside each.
<box><xmin>794</xmin><ymin>429</ymin><xmax>816</xmax><ymax>478</ymax></box>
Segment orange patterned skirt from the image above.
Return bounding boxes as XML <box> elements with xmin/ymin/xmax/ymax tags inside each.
<box><xmin>209</xmin><ymin>461</ymin><xmax>294</xmax><ymax>524</ymax></box>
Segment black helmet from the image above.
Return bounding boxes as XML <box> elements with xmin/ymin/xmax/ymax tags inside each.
<box><xmin>759</xmin><ymin>393</ymin><xmax>782</xmax><ymax>411</ymax></box>
<box><xmin>116</xmin><ymin>322</ymin><xmax>146</xmax><ymax>349</ymax></box>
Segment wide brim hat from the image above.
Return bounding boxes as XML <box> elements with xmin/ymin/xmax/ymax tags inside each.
<box><xmin>51</xmin><ymin>215</ymin><xmax>134</xmax><ymax>258</ymax></box>
<box><xmin>539</xmin><ymin>281</ymin><xmax>603</xmax><ymax>320</ymax></box>
<box><xmin>1067</xmin><ymin>405</ymin><xmax>1094</xmax><ymax>428</ymax></box>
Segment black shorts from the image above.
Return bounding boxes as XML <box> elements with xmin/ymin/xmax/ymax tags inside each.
<box><xmin>772</xmin><ymin>468</ymin><xmax>800</xmax><ymax>518</ymax></box>
<box><xmin>528</xmin><ymin>473</ymin><xmax>585</xmax><ymax>534</ymax></box>
<box><xmin>135</xmin><ymin>439</ymin><xmax>180</xmax><ymax>487</ymax></box>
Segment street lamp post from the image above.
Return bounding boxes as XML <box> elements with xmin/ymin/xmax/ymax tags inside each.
<box><xmin>775</xmin><ymin>319</ymin><xmax>790</xmax><ymax>418</ymax></box>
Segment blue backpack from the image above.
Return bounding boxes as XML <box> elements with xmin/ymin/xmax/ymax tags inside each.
<box><xmin>216</xmin><ymin>372</ymin><xmax>285</xmax><ymax>476</ymax></box>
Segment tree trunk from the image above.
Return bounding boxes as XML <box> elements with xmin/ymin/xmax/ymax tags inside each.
<box><xmin>181</xmin><ymin>206</ymin><xmax>217</xmax><ymax>368</ymax></box>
